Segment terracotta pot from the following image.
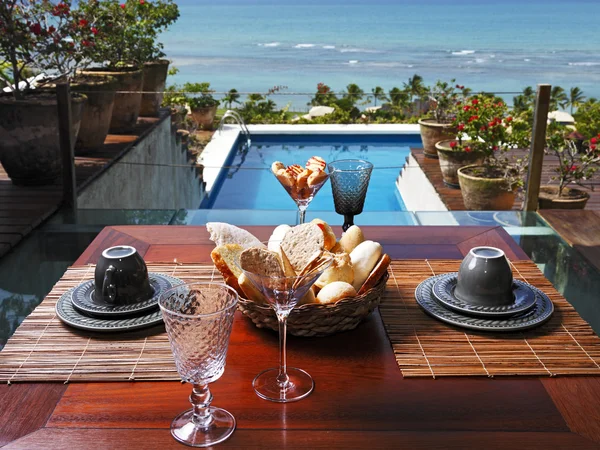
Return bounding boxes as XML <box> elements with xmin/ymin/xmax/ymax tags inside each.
<box><xmin>191</xmin><ymin>104</ymin><xmax>218</xmax><ymax>130</ymax></box>
<box><xmin>435</xmin><ymin>140</ymin><xmax>485</xmax><ymax>188</ymax></box>
<box><xmin>0</xmin><ymin>93</ymin><xmax>86</xmax><ymax>186</ymax></box>
<box><xmin>418</xmin><ymin>118</ymin><xmax>457</xmax><ymax>159</ymax></box>
<box><xmin>457</xmin><ymin>165</ymin><xmax>516</xmax><ymax>210</ymax></box>
<box><xmin>71</xmin><ymin>75</ymin><xmax>117</xmax><ymax>153</ymax></box>
<box><xmin>538</xmin><ymin>185</ymin><xmax>589</xmax><ymax>209</ymax></box>
<box><xmin>140</xmin><ymin>59</ymin><xmax>169</xmax><ymax>117</ymax></box>
<box><xmin>79</xmin><ymin>67</ymin><xmax>143</xmax><ymax>133</ymax></box>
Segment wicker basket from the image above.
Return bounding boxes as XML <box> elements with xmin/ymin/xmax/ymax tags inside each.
<box><xmin>237</xmin><ymin>271</ymin><xmax>389</xmax><ymax>337</ymax></box>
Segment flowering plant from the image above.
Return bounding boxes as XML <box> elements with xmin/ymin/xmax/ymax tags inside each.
<box><xmin>76</xmin><ymin>0</ymin><xmax>179</xmax><ymax>68</ymax></box>
<box><xmin>310</xmin><ymin>82</ymin><xmax>337</xmax><ymax>106</ymax></box>
<box><xmin>545</xmin><ymin>122</ymin><xmax>600</xmax><ymax>196</ymax></box>
<box><xmin>426</xmin><ymin>79</ymin><xmax>470</xmax><ymax>123</ymax></box>
<box><xmin>0</xmin><ymin>0</ymin><xmax>95</xmax><ymax>99</ymax></box>
<box><xmin>451</xmin><ymin>94</ymin><xmax>530</xmax><ymax>184</ymax></box>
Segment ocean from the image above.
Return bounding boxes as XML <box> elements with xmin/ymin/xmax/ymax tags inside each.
<box><xmin>161</xmin><ymin>0</ymin><xmax>600</xmax><ymax>110</ymax></box>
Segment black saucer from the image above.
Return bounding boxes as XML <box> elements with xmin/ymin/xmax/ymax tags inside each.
<box><xmin>71</xmin><ymin>273</ymin><xmax>182</xmax><ymax>317</ymax></box>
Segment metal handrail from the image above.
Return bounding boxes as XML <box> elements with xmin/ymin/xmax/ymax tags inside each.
<box><xmin>218</xmin><ymin>110</ymin><xmax>251</xmax><ymax>140</ymax></box>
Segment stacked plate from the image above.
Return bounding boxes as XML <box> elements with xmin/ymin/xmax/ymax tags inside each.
<box><xmin>415</xmin><ymin>272</ymin><xmax>554</xmax><ymax>332</ymax></box>
<box><xmin>56</xmin><ymin>273</ymin><xmax>183</xmax><ymax>333</ymax></box>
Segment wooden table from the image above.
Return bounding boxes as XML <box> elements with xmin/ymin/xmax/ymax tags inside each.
<box><xmin>2</xmin><ymin>225</ymin><xmax>600</xmax><ymax>449</ymax></box>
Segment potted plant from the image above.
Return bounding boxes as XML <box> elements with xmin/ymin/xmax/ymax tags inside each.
<box><xmin>538</xmin><ymin>124</ymin><xmax>599</xmax><ymax>209</ymax></box>
<box><xmin>186</xmin><ymin>82</ymin><xmax>219</xmax><ymax>130</ymax></box>
<box><xmin>76</xmin><ymin>0</ymin><xmax>179</xmax><ymax>132</ymax></box>
<box><xmin>455</xmin><ymin>95</ymin><xmax>530</xmax><ymax>210</ymax></box>
<box><xmin>418</xmin><ymin>80</ymin><xmax>467</xmax><ymax>158</ymax></box>
<box><xmin>0</xmin><ymin>0</ymin><xmax>91</xmax><ymax>185</ymax></box>
<box><xmin>161</xmin><ymin>68</ymin><xmax>188</xmax><ymax>129</ymax></box>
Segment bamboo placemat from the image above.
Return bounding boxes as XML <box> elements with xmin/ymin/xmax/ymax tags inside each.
<box><xmin>1</xmin><ymin>260</ymin><xmax>599</xmax><ymax>383</ymax></box>
<box><xmin>380</xmin><ymin>260</ymin><xmax>600</xmax><ymax>378</ymax></box>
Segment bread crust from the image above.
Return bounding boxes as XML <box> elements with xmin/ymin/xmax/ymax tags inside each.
<box><xmin>211</xmin><ymin>244</ymin><xmax>244</xmax><ymax>294</ymax></box>
<box><xmin>311</xmin><ymin>218</ymin><xmax>337</xmax><ymax>250</ymax></box>
<box><xmin>358</xmin><ymin>253</ymin><xmax>391</xmax><ymax>295</ymax></box>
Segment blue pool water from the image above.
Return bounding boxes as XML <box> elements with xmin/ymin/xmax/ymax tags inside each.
<box><xmin>206</xmin><ymin>134</ymin><xmax>421</xmax><ymax>211</ymax></box>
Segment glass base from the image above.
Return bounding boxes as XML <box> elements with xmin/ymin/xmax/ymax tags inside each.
<box><xmin>253</xmin><ymin>367</ymin><xmax>314</xmax><ymax>403</ymax></box>
<box><xmin>171</xmin><ymin>407</ymin><xmax>236</xmax><ymax>447</ymax></box>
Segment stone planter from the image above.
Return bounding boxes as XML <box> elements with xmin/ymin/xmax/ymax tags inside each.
<box><xmin>79</xmin><ymin>67</ymin><xmax>143</xmax><ymax>133</ymax></box>
<box><xmin>457</xmin><ymin>165</ymin><xmax>516</xmax><ymax>210</ymax></box>
<box><xmin>538</xmin><ymin>185</ymin><xmax>589</xmax><ymax>209</ymax></box>
<box><xmin>72</xmin><ymin>75</ymin><xmax>117</xmax><ymax>154</ymax></box>
<box><xmin>191</xmin><ymin>104</ymin><xmax>218</xmax><ymax>130</ymax></box>
<box><xmin>140</xmin><ymin>59</ymin><xmax>169</xmax><ymax>117</ymax></box>
<box><xmin>418</xmin><ymin>118</ymin><xmax>457</xmax><ymax>159</ymax></box>
<box><xmin>435</xmin><ymin>140</ymin><xmax>484</xmax><ymax>188</ymax></box>
<box><xmin>0</xmin><ymin>93</ymin><xmax>86</xmax><ymax>186</ymax></box>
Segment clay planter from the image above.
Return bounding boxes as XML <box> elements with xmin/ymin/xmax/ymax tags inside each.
<box><xmin>435</xmin><ymin>140</ymin><xmax>484</xmax><ymax>188</ymax></box>
<box><xmin>140</xmin><ymin>59</ymin><xmax>169</xmax><ymax>117</ymax></box>
<box><xmin>0</xmin><ymin>93</ymin><xmax>86</xmax><ymax>186</ymax></box>
<box><xmin>191</xmin><ymin>104</ymin><xmax>218</xmax><ymax>130</ymax></box>
<box><xmin>72</xmin><ymin>75</ymin><xmax>117</xmax><ymax>154</ymax></box>
<box><xmin>418</xmin><ymin>118</ymin><xmax>457</xmax><ymax>159</ymax></box>
<box><xmin>457</xmin><ymin>165</ymin><xmax>516</xmax><ymax>210</ymax></box>
<box><xmin>79</xmin><ymin>67</ymin><xmax>143</xmax><ymax>133</ymax></box>
<box><xmin>538</xmin><ymin>186</ymin><xmax>589</xmax><ymax>209</ymax></box>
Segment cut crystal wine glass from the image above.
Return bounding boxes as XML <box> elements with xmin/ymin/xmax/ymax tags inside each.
<box><xmin>240</xmin><ymin>256</ymin><xmax>333</xmax><ymax>402</ymax></box>
<box><xmin>159</xmin><ymin>282</ymin><xmax>238</xmax><ymax>447</ymax></box>
<box><xmin>328</xmin><ymin>159</ymin><xmax>373</xmax><ymax>231</ymax></box>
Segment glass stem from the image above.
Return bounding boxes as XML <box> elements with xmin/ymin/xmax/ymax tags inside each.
<box><xmin>298</xmin><ymin>206</ymin><xmax>307</xmax><ymax>225</ymax></box>
<box><xmin>190</xmin><ymin>384</ymin><xmax>214</xmax><ymax>430</ymax></box>
<box><xmin>276</xmin><ymin>313</ymin><xmax>290</xmax><ymax>389</ymax></box>
<box><xmin>343</xmin><ymin>214</ymin><xmax>354</xmax><ymax>232</ymax></box>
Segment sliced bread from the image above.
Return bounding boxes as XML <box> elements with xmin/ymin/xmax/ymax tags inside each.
<box><xmin>211</xmin><ymin>244</ymin><xmax>244</xmax><ymax>293</ymax></box>
<box><xmin>239</xmin><ymin>247</ymin><xmax>285</xmax><ymax>278</ymax></box>
<box><xmin>206</xmin><ymin>222</ymin><xmax>264</xmax><ymax>249</ymax></box>
<box><xmin>357</xmin><ymin>253</ymin><xmax>390</xmax><ymax>295</ymax></box>
<box><xmin>280</xmin><ymin>223</ymin><xmax>324</xmax><ymax>274</ymax></box>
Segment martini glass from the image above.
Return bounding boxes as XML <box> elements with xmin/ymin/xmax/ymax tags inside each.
<box><xmin>159</xmin><ymin>282</ymin><xmax>238</xmax><ymax>447</ymax></box>
<box><xmin>240</xmin><ymin>255</ymin><xmax>333</xmax><ymax>402</ymax></box>
<box><xmin>273</xmin><ymin>171</ymin><xmax>329</xmax><ymax>224</ymax></box>
<box><xmin>328</xmin><ymin>159</ymin><xmax>373</xmax><ymax>231</ymax></box>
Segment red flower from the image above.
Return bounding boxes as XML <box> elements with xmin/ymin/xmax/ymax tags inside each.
<box><xmin>463</xmin><ymin>105</ymin><xmax>470</xmax><ymax>112</ymax></box>
<box><xmin>79</xmin><ymin>19</ymin><xmax>88</xmax><ymax>27</ymax></box>
<box><xmin>591</xmin><ymin>144</ymin><xmax>597</xmax><ymax>151</ymax></box>
<box><xmin>464</xmin><ymin>146</ymin><xmax>471</xmax><ymax>153</ymax></box>
<box><xmin>488</xmin><ymin>121</ymin><xmax>495</xmax><ymax>127</ymax></box>
<box><xmin>91</xmin><ymin>27</ymin><xmax>98</xmax><ymax>34</ymax></box>
<box><xmin>493</xmin><ymin>146</ymin><xmax>498</xmax><ymax>151</ymax></box>
<box><xmin>471</xmin><ymin>99</ymin><xmax>479</xmax><ymax>105</ymax></box>
<box><xmin>82</xmin><ymin>40</ymin><xmax>91</xmax><ymax>47</ymax></box>
<box><xmin>468</xmin><ymin>115</ymin><xmax>479</xmax><ymax>122</ymax></box>
<box><xmin>457</xmin><ymin>123</ymin><xmax>465</xmax><ymax>131</ymax></box>
<box><xmin>456</xmin><ymin>84</ymin><xmax>461</xmax><ymax>88</ymax></box>
<box><xmin>505</xmin><ymin>116</ymin><xmax>513</xmax><ymax>123</ymax></box>
<box><xmin>570</xmin><ymin>165</ymin><xmax>577</xmax><ymax>172</ymax></box>
<box><xmin>591</xmin><ymin>137</ymin><xmax>597</xmax><ymax>144</ymax></box>
<box><xmin>48</xmin><ymin>25</ymin><xmax>56</xmax><ymax>33</ymax></box>
<box><xmin>120</xmin><ymin>3</ymin><xmax>126</xmax><ymax>9</ymax></box>
<box><xmin>29</xmin><ymin>23</ymin><xmax>42</xmax><ymax>35</ymax></box>
<box><xmin>140</xmin><ymin>0</ymin><xmax>145</xmax><ymax>4</ymax></box>
<box><xmin>450</xmin><ymin>141</ymin><xmax>457</xmax><ymax>148</ymax></box>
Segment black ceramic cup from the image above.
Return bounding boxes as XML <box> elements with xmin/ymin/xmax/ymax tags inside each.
<box><xmin>454</xmin><ymin>246</ymin><xmax>514</xmax><ymax>306</ymax></box>
<box><xmin>93</xmin><ymin>246</ymin><xmax>154</xmax><ymax>305</ymax></box>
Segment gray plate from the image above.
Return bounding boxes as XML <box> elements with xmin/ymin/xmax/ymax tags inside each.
<box><xmin>432</xmin><ymin>273</ymin><xmax>537</xmax><ymax>317</ymax></box>
<box><xmin>71</xmin><ymin>273</ymin><xmax>182</xmax><ymax>317</ymax></box>
<box><xmin>415</xmin><ymin>274</ymin><xmax>554</xmax><ymax>332</ymax></box>
<box><xmin>56</xmin><ymin>287</ymin><xmax>165</xmax><ymax>333</ymax></box>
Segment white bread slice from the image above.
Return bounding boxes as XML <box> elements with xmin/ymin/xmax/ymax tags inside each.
<box><xmin>211</xmin><ymin>244</ymin><xmax>244</xmax><ymax>293</ymax></box>
<box><xmin>206</xmin><ymin>222</ymin><xmax>264</xmax><ymax>249</ymax></box>
<box><xmin>280</xmin><ymin>223</ymin><xmax>324</xmax><ymax>274</ymax></box>
<box><xmin>350</xmin><ymin>240</ymin><xmax>383</xmax><ymax>291</ymax></box>
<box><xmin>239</xmin><ymin>247</ymin><xmax>284</xmax><ymax>278</ymax></box>
<box><xmin>238</xmin><ymin>273</ymin><xmax>266</xmax><ymax>304</ymax></box>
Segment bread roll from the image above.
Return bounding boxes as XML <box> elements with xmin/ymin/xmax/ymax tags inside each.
<box><xmin>238</xmin><ymin>273</ymin><xmax>266</xmax><ymax>304</ymax></box>
<box><xmin>296</xmin><ymin>286</ymin><xmax>317</xmax><ymax>306</ymax></box>
<box><xmin>311</xmin><ymin>218</ymin><xmax>337</xmax><ymax>251</ymax></box>
<box><xmin>268</xmin><ymin>224</ymin><xmax>291</xmax><ymax>252</ymax></box>
<box><xmin>350</xmin><ymin>240</ymin><xmax>383</xmax><ymax>291</ymax></box>
<box><xmin>330</xmin><ymin>242</ymin><xmax>343</xmax><ymax>253</ymax></box>
<box><xmin>339</xmin><ymin>225</ymin><xmax>364</xmax><ymax>253</ymax></box>
<box><xmin>316</xmin><ymin>281</ymin><xmax>357</xmax><ymax>305</ymax></box>
<box><xmin>358</xmin><ymin>253</ymin><xmax>390</xmax><ymax>294</ymax></box>
<box><xmin>315</xmin><ymin>252</ymin><xmax>354</xmax><ymax>289</ymax></box>
<box><xmin>271</xmin><ymin>161</ymin><xmax>285</xmax><ymax>173</ymax></box>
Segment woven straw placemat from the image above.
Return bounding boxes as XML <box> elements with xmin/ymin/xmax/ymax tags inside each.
<box><xmin>1</xmin><ymin>260</ymin><xmax>599</xmax><ymax>383</ymax></box>
<box><xmin>381</xmin><ymin>260</ymin><xmax>600</xmax><ymax>378</ymax></box>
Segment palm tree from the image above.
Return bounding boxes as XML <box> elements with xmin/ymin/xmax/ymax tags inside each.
<box><xmin>246</xmin><ymin>93</ymin><xmax>264</xmax><ymax>104</ymax></box>
<box><xmin>567</xmin><ymin>87</ymin><xmax>586</xmax><ymax>114</ymax></box>
<box><xmin>344</xmin><ymin>83</ymin><xmax>365</xmax><ymax>105</ymax></box>
<box><xmin>223</xmin><ymin>89</ymin><xmax>241</xmax><ymax>109</ymax></box>
<box><xmin>522</xmin><ymin>86</ymin><xmax>535</xmax><ymax>103</ymax></box>
<box><xmin>550</xmin><ymin>86</ymin><xmax>568</xmax><ymax>111</ymax></box>
<box><xmin>389</xmin><ymin>87</ymin><xmax>409</xmax><ymax>109</ymax></box>
<box><xmin>403</xmin><ymin>74</ymin><xmax>426</xmax><ymax>102</ymax></box>
<box><xmin>371</xmin><ymin>86</ymin><xmax>388</xmax><ymax>106</ymax></box>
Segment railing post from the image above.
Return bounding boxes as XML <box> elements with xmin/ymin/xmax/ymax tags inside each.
<box><xmin>523</xmin><ymin>84</ymin><xmax>551</xmax><ymax>211</ymax></box>
<box><xmin>56</xmin><ymin>82</ymin><xmax>77</xmax><ymax>211</ymax></box>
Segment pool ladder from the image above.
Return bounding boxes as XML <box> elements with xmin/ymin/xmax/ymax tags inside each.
<box><xmin>218</xmin><ymin>110</ymin><xmax>251</xmax><ymax>146</ymax></box>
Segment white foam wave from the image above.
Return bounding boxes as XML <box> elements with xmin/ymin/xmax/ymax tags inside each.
<box><xmin>348</xmin><ymin>60</ymin><xmax>359</xmax><ymax>64</ymax></box>
<box><xmin>524</xmin><ymin>58</ymin><xmax>531</xmax><ymax>62</ymax></box>
<box><xmin>294</xmin><ymin>43</ymin><xmax>316</xmax><ymax>49</ymax></box>
<box><xmin>568</xmin><ymin>62</ymin><xmax>600</xmax><ymax>66</ymax></box>
<box><xmin>340</xmin><ymin>47</ymin><xmax>380</xmax><ymax>54</ymax></box>
<box><xmin>259</xmin><ymin>42</ymin><xmax>280</xmax><ymax>47</ymax></box>
<box><xmin>322</xmin><ymin>45</ymin><xmax>336</xmax><ymax>49</ymax></box>
<box><xmin>452</xmin><ymin>50</ymin><xmax>476</xmax><ymax>55</ymax></box>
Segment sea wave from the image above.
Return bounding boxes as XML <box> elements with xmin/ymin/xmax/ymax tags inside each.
<box><xmin>294</xmin><ymin>43</ymin><xmax>316</xmax><ymax>49</ymax></box>
<box><xmin>568</xmin><ymin>62</ymin><xmax>600</xmax><ymax>66</ymax></box>
<box><xmin>322</xmin><ymin>45</ymin><xmax>336</xmax><ymax>49</ymax></box>
<box><xmin>340</xmin><ymin>47</ymin><xmax>381</xmax><ymax>54</ymax></box>
<box><xmin>452</xmin><ymin>50</ymin><xmax>476</xmax><ymax>56</ymax></box>
<box><xmin>258</xmin><ymin>42</ymin><xmax>281</xmax><ymax>47</ymax></box>
<box><xmin>347</xmin><ymin>60</ymin><xmax>359</xmax><ymax>64</ymax></box>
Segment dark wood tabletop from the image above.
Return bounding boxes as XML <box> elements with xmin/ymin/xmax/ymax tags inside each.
<box><xmin>1</xmin><ymin>225</ymin><xmax>599</xmax><ymax>449</ymax></box>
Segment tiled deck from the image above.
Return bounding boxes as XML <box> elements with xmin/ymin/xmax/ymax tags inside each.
<box><xmin>0</xmin><ymin>114</ymin><xmax>168</xmax><ymax>258</ymax></box>
<box><xmin>410</xmin><ymin>148</ymin><xmax>600</xmax><ymax>211</ymax></box>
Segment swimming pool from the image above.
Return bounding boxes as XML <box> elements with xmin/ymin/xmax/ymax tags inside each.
<box><xmin>203</xmin><ymin>134</ymin><xmax>422</xmax><ymax>211</ymax></box>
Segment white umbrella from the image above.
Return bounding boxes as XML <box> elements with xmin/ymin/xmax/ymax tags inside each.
<box><xmin>548</xmin><ymin>110</ymin><xmax>575</xmax><ymax>124</ymax></box>
<box><xmin>308</xmin><ymin>106</ymin><xmax>335</xmax><ymax>117</ymax></box>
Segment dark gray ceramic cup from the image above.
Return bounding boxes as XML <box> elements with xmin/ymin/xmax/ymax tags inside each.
<box><xmin>454</xmin><ymin>247</ymin><xmax>514</xmax><ymax>306</ymax></box>
<box><xmin>93</xmin><ymin>246</ymin><xmax>154</xmax><ymax>305</ymax></box>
